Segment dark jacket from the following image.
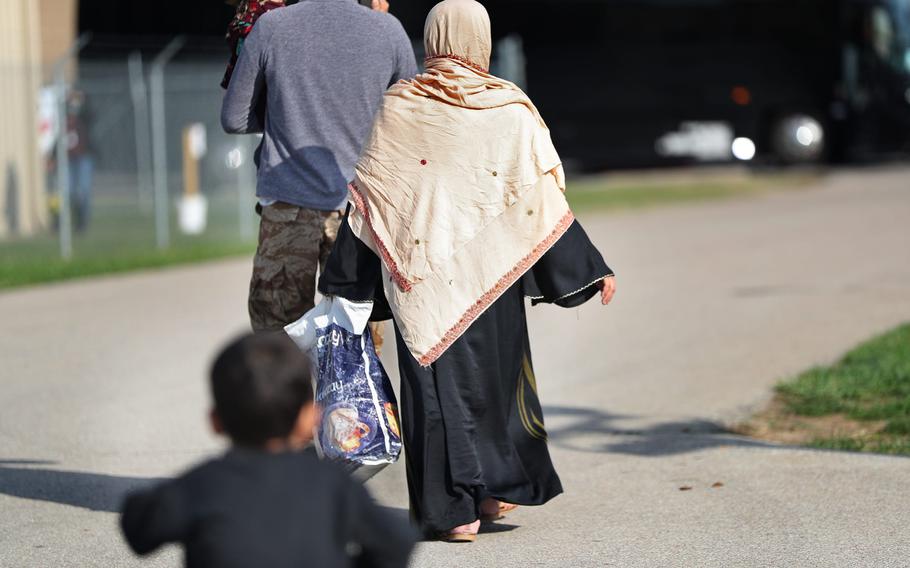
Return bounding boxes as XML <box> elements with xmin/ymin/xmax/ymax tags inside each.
<box><xmin>121</xmin><ymin>448</ymin><xmax>416</xmax><ymax>568</ymax></box>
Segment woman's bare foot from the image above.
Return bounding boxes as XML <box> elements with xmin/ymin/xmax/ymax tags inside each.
<box><xmin>440</xmin><ymin>519</ymin><xmax>480</xmax><ymax>543</ymax></box>
<box><xmin>479</xmin><ymin>498</ymin><xmax>519</xmax><ymax>521</ymax></box>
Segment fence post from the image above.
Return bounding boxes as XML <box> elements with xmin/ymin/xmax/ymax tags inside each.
<box><xmin>149</xmin><ymin>36</ymin><xmax>186</xmax><ymax>250</ymax></box>
<box><xmin>128</xmin><ymin>51</ymin><xmax>153</xmax><ymax>212</ymax></box>
<box><xmin>54</xmin><ymin>68</ymin><xmax>73</xmax><ymax>261</ymax></box>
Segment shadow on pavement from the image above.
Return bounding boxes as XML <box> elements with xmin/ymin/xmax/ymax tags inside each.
<box><xmin>0</xmin><ymin>464</ymin><xmax>164</xmax><ymax>513</ymax></box>
<box><xmin>543</xmin><ymin>406</ymin><xmax>778</xmax><ymax>456</ymax></box>
<box><xmin>479</xmin><ymin>522</ymin><xmax>520</xmax><ymax>535</ymax></box>
<box><xmin>0</xmin><ymin>464</ymin><xmax>417</xmax><ymax>525</ymax></box>
<box><xmin>0</xmin><ymin>459</ymin><xmax>58</xmax><ymax>466</ymax></box>
<box><xmin>383</xmin><ymin>506</ymin><xmax>411</xmax><ymax>524</ymax></box>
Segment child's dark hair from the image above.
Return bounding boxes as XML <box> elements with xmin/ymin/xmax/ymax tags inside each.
<box><xmin>210</xmin><ymin>332</ymin><xmax>313</xmax><ymax>447</ymax></box>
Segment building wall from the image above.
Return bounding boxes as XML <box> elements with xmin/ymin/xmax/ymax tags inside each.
<box><xmin>0</xmin><ymin>0</ymin><xmax>77</xmax><ymax>237</ymax></box>
<box><xmin>39</xmin><ymin>0</ymin><xmax>78</xmax><ymax>73</ymax></box>
<box><xmin>0</xmin><ymin>1</ymin><xmax>46</xmax><ymax>237</ymax></box>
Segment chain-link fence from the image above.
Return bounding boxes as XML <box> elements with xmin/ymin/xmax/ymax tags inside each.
<box><xmin>79</xmin><ymin>53</ymin><xmax>259</xmax><ymax>242</ymax></box>
<box><xmin>0</xmin><ymin>47</ymin><xmax>261</xmax><ymax>286</ymax></box>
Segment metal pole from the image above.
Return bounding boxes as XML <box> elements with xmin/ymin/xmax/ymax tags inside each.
<box><xmin>238</xmin><ymin>135</ymin><xmax>257</xmax><ymax>241</ymax></box>
<box><xmin>50</xmin><ymin>33</ymin><xmax>92</xmax><ymax>260</ymax></box>
<box><xmin>128</xmin><ymin>51</ymin><xmax>153</xmax><ymax>212</ymax></box>
<box><xmin>149</xmin><ymin>36</ymin><xmax>186</xmax><ymax>250</ymax></box>
<box><xmin>54</xmin><ymin>69</ymin><xmax>73</xmax><ymax>260</ymax></box>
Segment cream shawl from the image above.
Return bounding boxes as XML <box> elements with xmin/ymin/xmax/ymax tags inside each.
<box><xmin>349</xmin><ymin>0</ymin><xmax>574</xmax><ymax>365</ymax></box>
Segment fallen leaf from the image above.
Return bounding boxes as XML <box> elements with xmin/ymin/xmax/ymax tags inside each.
<box><xmin>679</xmin><ymin>486</ymin><xmax>693</xmax><ymax>491</ymax></box>
<box><xmin>712</xmin><ymin>482</ymin><xmax>725</xmax><ymax>488</ymax></box>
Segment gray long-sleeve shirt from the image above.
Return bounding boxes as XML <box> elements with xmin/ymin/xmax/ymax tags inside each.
<box><xmin>221</xmin><ymin>0</ymin><xmax>418</xmax><ymax>211</ymax></box>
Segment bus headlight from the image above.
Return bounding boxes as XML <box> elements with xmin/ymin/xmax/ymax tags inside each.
<box><xmin>771</xmin><ymin>115</ymin><xmax>825</xmax><ymax>163</ymax></box>
<box><xmin>731</xmin><ymin>137</ymin><xmax>756</xmax><ymax>161</ymax></box>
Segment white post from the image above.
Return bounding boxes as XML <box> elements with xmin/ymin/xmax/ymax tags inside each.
<box><xmin>149</xmin><ymin>36</ymin><xmax>186</xmax><ymax>250</ymax></box>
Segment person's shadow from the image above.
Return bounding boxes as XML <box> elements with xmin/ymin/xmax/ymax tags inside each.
<box><xmin>0</xmin><ymin>460</ymin><xmax>414</xmax><ymax>524</ymax></box>
<box><xmin>0</xmin><ymin>460</ymin><xmax>163</xmax><ymax>513</ymax></box>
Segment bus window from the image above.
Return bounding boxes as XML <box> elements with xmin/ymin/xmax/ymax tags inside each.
<box><xmin>870</xmin><ymin>7</ymin><xmax>896</xmax><ymax>60</ymax></box>
<box><xmin>870</xmin><ymin>2</ymin><xmax>910</xmax><ymax>75</ymax></box>
<box><xmin>890</xmin><ymin>0</ymin><xmax>910</xmax><ymax>72</ymax></box>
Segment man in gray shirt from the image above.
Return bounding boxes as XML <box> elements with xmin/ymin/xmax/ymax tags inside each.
<box><xmin>222</xmin><ymin>0</ymin><xmax>418</xmax><ymax>332</ymax></box>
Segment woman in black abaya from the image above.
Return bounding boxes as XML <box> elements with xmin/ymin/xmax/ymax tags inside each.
<box><xmin>320</xmin><ymin>0</ymin><xmax>616</xmax><ymax>542</ymax></box>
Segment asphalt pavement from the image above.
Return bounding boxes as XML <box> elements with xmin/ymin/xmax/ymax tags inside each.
<box><xmin>1</xmin><ymin>166</ymin><xmax>909</xmax><ymax>567</ymax></box>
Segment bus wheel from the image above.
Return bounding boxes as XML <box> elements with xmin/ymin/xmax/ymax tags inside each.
<box><xmin>770</xmin><ymin>114</ymin><xmax>826</xmax><ymax>164</ymax></box>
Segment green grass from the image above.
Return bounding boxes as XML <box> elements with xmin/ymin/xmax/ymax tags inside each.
<box><xmin>776</xmin><ymin>323</ymin><xmax>910</xmax><ymax>456</ymax></box>
<box><xmin>0</xmin><ymin>195</ymin><xmax>257</xmax><ymax>290</ymax></box>
<box><xmin>0</xmin><ymin>242</ymin><xmax>255</xmax><ymax>289</ymax></box>
<box><xmin>565</xmin><ymin>173</ymin><xmax>816</xmax><ymax>212</ymax></box>
<box><xmin>808</xmin><ymin>437</ymin><xmax>910</xmax><ymax>454</ymax></box>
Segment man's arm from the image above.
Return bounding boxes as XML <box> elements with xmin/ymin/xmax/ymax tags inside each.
<box><xmin>221</xmin><ymin>16</ymin><xmax>272</xmax><ymax>134</ymax></box>
<box><xmin>388</xmin><ymin>19</ymin><xmax>419</xmax><ymax>86</ymax></box>
<box><xmin>120</xmin><ymin>481</ymin><xmax>190</xmax><ymax>555</ymax></box>
<box><xmin>347</xmin><ymin>481</ymin><xmax>417</xmax><ymax>568</ymax></box>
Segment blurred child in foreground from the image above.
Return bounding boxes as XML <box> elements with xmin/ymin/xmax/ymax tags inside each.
<box><xmin>120</xmin><ymin>332</ymin><xmax>416</xmax><ymax>568</ymax></box>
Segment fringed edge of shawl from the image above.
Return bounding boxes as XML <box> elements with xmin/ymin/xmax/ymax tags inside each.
<box><xmin>417</xmin><ymin>209</ymin><xmax>576</xmax><ymax>366</ymax></box>
<box><xmin>349</xmin><ymin>181</ymin><xmax>414</xmax><ymax>293</ymax></box>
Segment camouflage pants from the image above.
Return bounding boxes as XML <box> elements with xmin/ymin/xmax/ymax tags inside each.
<box><xmin>249</xmin><ymin>203</ymin><xmax>342</xmax><ymax>332</ymax></box>
<box><xmin>248</xmin><ymin>202</ymin><xmax>386</xmax><ymax>353</ymax></box>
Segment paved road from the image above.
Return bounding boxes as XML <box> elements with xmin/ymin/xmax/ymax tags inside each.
<box><xmin>2</xmin><ymin>167</ymin><xmax>909</xmax><ymax>567</ymax></box>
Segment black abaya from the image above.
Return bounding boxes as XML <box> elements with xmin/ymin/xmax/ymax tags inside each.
<box><xmin>320</xmin><ymin>211</ymin><xmax>612</xmax><ymax>534</ymax></box>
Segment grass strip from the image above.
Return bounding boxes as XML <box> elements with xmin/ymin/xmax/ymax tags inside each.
<box><xmin>566</xmin><ymin>172</ymin><xmax>816</xmax><ymax>212</ymax></box>
<box><xmin>739</xmin><ymin>324</ymin><xmax>910</xmax><ymax>456</ymax></box>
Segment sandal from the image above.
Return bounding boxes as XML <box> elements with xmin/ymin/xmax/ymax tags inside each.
<box><xmin>479</xmin><ymin>499</ymin><xmax>519</xmax><ymax>522</ymax></box>
<box><xmin>440</xmin><ymin>520</ymin><xmax>480</xmax><ymax>543</ymax></box>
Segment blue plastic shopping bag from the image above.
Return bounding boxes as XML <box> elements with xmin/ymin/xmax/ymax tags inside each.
<box><xmin>285</xmin><ymin>298</ymin><xmax>401</xmax><ymax>480</ymax></box>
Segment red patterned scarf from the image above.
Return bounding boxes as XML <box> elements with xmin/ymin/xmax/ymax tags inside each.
<box><xmin>222</xmin><ymin>0</ymin><xmax>286</xmax><ymax>89</ymax></box>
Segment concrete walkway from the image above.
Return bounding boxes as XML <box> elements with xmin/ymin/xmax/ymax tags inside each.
<box><xmin>1</xmin><ymin>167</ymin><xmax>909</xmax><ymax>567</ymax></box>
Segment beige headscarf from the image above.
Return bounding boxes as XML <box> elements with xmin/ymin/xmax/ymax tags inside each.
<box><xmin>349</xmin><ymin>0</ymin><xmax>573</xmax><ymax>365</ymax></box>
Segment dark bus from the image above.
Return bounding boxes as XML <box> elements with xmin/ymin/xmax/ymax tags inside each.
<box><xmin>79</xmin><ymin>0</ymin><xmax>910</xmax><ymax>171</ymax></box>
<box><xmin>401</xmin><ymin>0</ymin><xmax>910</xmax><ymax>170</ymax></box>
